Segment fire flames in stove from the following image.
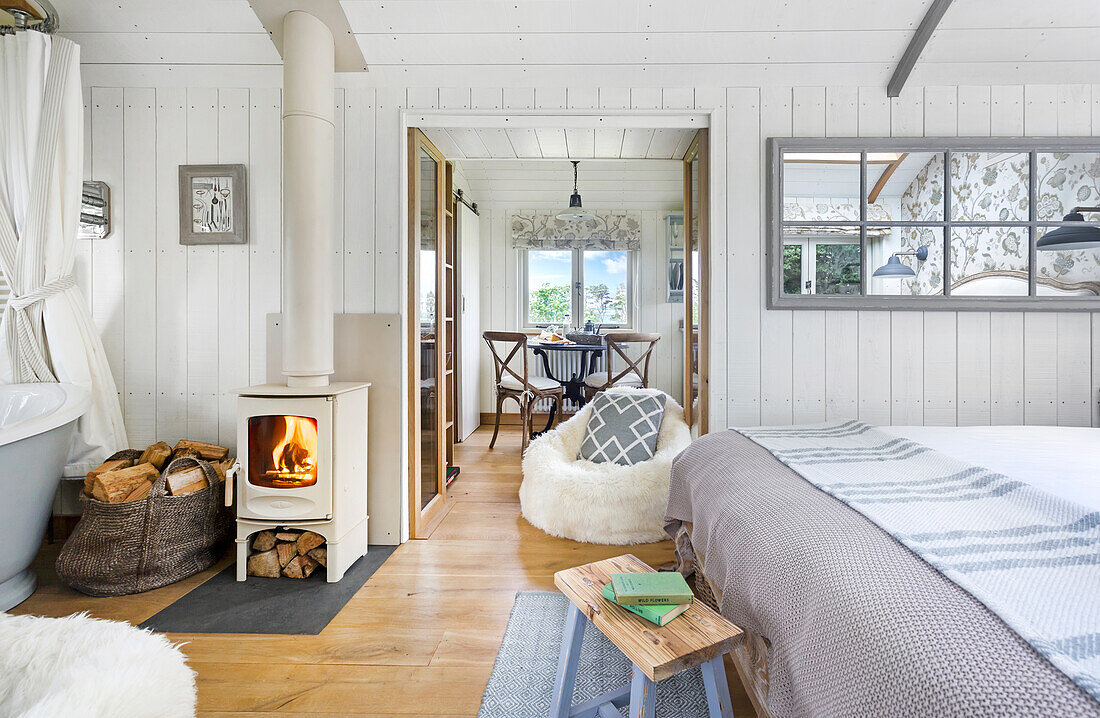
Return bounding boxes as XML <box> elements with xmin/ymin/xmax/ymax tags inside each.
<box><xmin>270</xmin><ymin>416</ymin><xmax>317</xmax><ymax>480</ymax></box>
<box><xmin>248</xmin><ymin>414</ymin><xmax>319</xmax><ymax>488</ymax></box>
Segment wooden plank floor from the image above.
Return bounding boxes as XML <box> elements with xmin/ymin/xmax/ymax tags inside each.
<box><xmin>13</xmin><ymin>426</ymin><xmax>754</xmax><ymax>717</ymax></box>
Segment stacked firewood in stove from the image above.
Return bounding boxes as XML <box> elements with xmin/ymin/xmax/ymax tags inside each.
<box><xmin>246</xmin><ymin>529</ymin><xmax>327</xmax><ymax>579</ymax></box>
<box><xmin>83</xmin><ymin>440</ymin><xmax>234</xmax><ymax>502</ymax></box>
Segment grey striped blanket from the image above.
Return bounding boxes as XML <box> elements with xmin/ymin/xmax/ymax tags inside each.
<box><xmin>738</xmin><ymin>420</ymin><xmax>1100</xmax><ymax>703</ymax></box>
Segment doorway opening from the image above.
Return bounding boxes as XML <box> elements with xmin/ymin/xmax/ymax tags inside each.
<box><xmin>405</xmin><ymin>113</ymin><xmax>712</xmax><ymax>539</ymax></box>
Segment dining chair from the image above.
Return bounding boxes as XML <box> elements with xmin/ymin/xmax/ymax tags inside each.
<box><xmin>583</xmin><ymin>332</ymin><xmax>661</xmax><ymax>402</ymax></box>
<box><xmin>483</xmin><ymin>331</ymin><xmax>565</xmax><ymax>452</ymax></box>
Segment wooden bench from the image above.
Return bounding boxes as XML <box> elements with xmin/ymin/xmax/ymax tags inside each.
<box><xmin>552</xmin><ymin>554</ymin><xmax>743</xmax><ymax>718</ymax></box>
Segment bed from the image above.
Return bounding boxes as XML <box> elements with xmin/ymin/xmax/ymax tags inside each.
<box><xmin>665</xmin><ymin>424</ymin><xmax>1100</xmax><ymax>717</ymax></box>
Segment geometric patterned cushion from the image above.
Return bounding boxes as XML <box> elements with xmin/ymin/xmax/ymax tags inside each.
<box><xmin>577</xmin><ymin>391</ymin><xmax>665</xmax><ymax>465</ymax></box>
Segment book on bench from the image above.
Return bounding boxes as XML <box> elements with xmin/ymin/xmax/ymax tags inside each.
<box><xmin>602</xmin><ymin>583</ymin><xmax>690</xmax><ymax>627</ymax></box>
<box><xmin>609</xmin><ymin>571</ymin><xmax>693</xmax><ymax>605</ymax></box>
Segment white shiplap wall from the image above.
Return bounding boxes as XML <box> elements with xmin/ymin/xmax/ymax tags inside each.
<box><xmin>77</xmin><ymin>86</ymin><xmax>394</xmax><ymax>450</ymax></box>
<box><xmin>78</xmin><ymin>81</ymin><xmax>1100</xmax><ymax>449</ymax></box>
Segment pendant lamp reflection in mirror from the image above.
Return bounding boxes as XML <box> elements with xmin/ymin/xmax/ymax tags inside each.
<box><xmin>873</xmin><ymin>246</ymin><xmax>928</xmax><ymax>278</ymax></box>
<box><xmin>556</xmin><ymin>160</ymin><xmax>595</xmax><ymax>221</ymax></box>
<box><xmin>1036</xmin><ymin>206</ymin><xmax>1100</xmax><ymax>251</ymax></box>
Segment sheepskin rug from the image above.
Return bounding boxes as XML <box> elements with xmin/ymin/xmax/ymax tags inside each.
<box><xmin>520</xmin><ymin>388</ymin><xmax>691</xmax><ymax>545</ymax></box>
<box><xmin>0</xmin><ymin>612</ymin><xmax>196</xmax><ymax>718</ymax></box>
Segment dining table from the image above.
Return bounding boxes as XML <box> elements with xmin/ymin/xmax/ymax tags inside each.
<box><xmin>526</xmin><ymin>338</ymin><xmax>606</xmax><ymax>432</ymax></box>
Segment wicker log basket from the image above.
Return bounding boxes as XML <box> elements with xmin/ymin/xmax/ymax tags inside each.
<box><xmin>56</xmin><ymin>451</ymin><xmax>233</xmax><ymax>597</ymax></box>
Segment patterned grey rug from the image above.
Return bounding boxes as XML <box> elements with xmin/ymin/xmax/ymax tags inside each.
<box><xmin>479</xmin><ymin>591</ymin><xmax>711</xmax><ymax>718</ymax></box>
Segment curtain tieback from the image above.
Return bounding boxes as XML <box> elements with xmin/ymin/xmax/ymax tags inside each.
<box><xmin>9</xmin><ymin>274</ymin><xmax>76</xmax><ymax>311</ymax></box>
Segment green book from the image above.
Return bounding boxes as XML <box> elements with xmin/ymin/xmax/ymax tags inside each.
<box><xmin>602</xmin><ymin>583</ymin><xmax>690</xmax><ymax>627</ymax></box>
<box><xmin>610</xmin><ymin>571</ymin><xmax>693</xmax><ymax>605</ymax></box>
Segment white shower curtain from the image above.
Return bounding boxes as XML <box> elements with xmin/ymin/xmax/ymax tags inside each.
<box><xmin>0</xmin><ymin>32</ymin><xmax>127</xmax><ymax>474</ymax></box>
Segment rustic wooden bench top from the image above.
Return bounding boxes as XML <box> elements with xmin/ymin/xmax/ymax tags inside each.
<box><xmin>553</xmin><ymin>553</ymin><xmax>743</xmax><ymax>682</ymax></box>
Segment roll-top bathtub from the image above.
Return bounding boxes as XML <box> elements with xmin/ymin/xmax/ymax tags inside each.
<box><xmin>0</xmin><ymin>383</ymin><xmax>91</xmax><ymax>610</ymax></box>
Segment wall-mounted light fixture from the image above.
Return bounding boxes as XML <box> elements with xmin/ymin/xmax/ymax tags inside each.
<box><xmin>1036</xmin><ymin>206</ymin><xmax>1100</xmax><ymax>251</ymax></box>
<box><xmin>872</xmin><ymin>246</ymin><xmax>928</xmax><ymax>278</ymax></box>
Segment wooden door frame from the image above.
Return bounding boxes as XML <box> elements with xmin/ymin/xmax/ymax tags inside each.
<box><xmin>407</xmin><ymin>128</ymin><xmax>452</xmax><ymax>539</ymax></box>
<box><xmin>683</xmin><ymin>129</ymin><xmax>709</xmax><ymax>435</ymax></box>
<box><xmin>400</xmin><ymin>110</ymin><xmax>715</xmax><ymax>541</ymax></box>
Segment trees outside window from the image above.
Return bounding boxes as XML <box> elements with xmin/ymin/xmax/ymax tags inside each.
<box><xmin>523</xmin><ymin>249</ymin><xmax>633</xmax><ymax>328</ymax></box>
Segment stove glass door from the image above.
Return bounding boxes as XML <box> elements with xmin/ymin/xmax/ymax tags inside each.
<box><xmin>247</xmin><ymin>415</ymin><xmax>319</xmax><ymax>488</ymax></box>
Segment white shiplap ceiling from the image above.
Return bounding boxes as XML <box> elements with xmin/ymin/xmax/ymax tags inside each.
<box><xmin>423</xmin><ymin>127</ymin><xmax>696</xmax><ymax>160</ymax></box>
<box><xmin>53</xmin><ymin>0</ymin><xmax>1100</xmax><ymax>87</ymax></box>
<box><xmin>455</xmin><ymin>158</ymin><xmax>684</xmax><ymax>211</ymax></box>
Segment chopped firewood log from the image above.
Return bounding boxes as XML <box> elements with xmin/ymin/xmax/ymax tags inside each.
<box><xmin>299</xmin><ymin>555</ymin><xmax>319</xmax><ymax>578</ymax></box>
<box><xmin>247</xmin><ymin>549</ymin><xmax>281</xmax><ymax>578</ymax></box>
<box><xmin>306</xmin><ymin>546</ymin><xmax>327</xmax><ymax>568</ymax></box>
<box><xmin>282</xmin><ymin>555</ymin><xmax>307</xmax><ymax>578</ymax></box>
<box><xmin>276</xmin><ymin>542</ymin><xmax>298</xmax><ymax>568</ymax></box>
<box><xmin>296</xmin><ymin>531</ymin><xmax>325</xmax><ymax>556</ymax></box>
<box><xmin>274</xmin><ymin>531</ymin><xmax>301</xmax><ymax>542</ymax></box>
<box><xmin>172</xmin><ymin>447</ymin><xmax>201</xmax><ymax>460</ymax></box>
<box><xmin>138</xmin><ymin>441</ymin><xmax>172</xmax><ymax>471</ymax></box>
<box><xmin>172</xmin><ymin>439</ymin><xmax>229</xmax><ymax>462</ymax></box>
<box><xmin>91</xmin><ymin>463</ymin><xmax>159</xmax><ymax>503</ymax></box>
<box><xmin>124</xmin><ymin>481</ymin><xmax>152</xmax><ymax>502</ymax></box>
<box><xmin>84</xmin><ymin>458</ymin><xmax>134</xmax><ymax>495</ymax></box>
<box><xmin>252</xmin><ymin>530</ymin><xmax>277</xmax><ymax>552</ymax></box>
<box><xmin>212</xmin><ymin>460</ymin><xmax>229</xmax><ymax>482</ymax></box>
<box><xmin>165</xmin><ymin>466</ymin><xmax>208</xmax><ymax>496</ymax></box>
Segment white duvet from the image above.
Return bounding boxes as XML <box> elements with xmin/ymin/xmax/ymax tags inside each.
<box><xmin>883</xmin><ymin>425</ymin><xmax>1100</xmax><ymax>512</ymax></box>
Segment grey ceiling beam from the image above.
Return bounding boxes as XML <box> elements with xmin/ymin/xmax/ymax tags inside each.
<box><xmin>887</xmin><ymin>0</ymin><xmax>954</xmax><ymax>98</ymax></box>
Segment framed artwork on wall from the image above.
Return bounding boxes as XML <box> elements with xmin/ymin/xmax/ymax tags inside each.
<box><xmin>179</xmin><ymin>164</ymin><xmax>248</xmax><ymax>245</ymax></box>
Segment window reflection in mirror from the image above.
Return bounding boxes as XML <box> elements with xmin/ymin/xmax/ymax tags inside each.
<box><xmin>782</xmin><ymin>228</ymin><xmax>860</xmax><ymax>295</ymax></box>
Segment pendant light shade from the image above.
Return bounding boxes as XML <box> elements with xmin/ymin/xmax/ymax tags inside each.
<box><xmin>556</xmin><ymin>161</ymin><xmax>595</xmax><ymax>221</ymax></box>
<box><xmin>1036</xmin><ymin>208</ymin><xmax>1100</xmax><ymax>251</ymax></box>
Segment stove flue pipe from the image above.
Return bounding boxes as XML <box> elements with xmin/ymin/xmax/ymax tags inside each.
<box><xmin>281</xmin><ymin>10</ymin><xmax>334</xmax><ymax>387</ymax></box>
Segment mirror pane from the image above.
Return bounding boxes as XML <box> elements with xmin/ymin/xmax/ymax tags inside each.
<box><xmin>1035</xmin><ymin>226</ymin><xmax>1100</xmax><ymax>297</ymax></box>
<box><xmin>782</xmin><ymin>151</ymin><xmax>861</xmax><ymax>222</ymax></box>
<box><xmin>689</xmin><ymin>153</ymin><xmax>700</xmax><ymax>425</ymax></box>
<box><xmin>782</xmin><ymin>226</ymin><xmax>861</xmax><ymax>295</ymax></box>
<box><xmin>1036</xmin><ymin>152</ymin><xmax>1100</xmax><ymax>221</ymax></box>
<box><xmin>950</xmin><ymin>152</ymin><xmax>1029</xmax><ymax>222</ymax></box>
<box><xmin>868</xmin><ymin>226</ymin><xmax>943</xmax><ymax>296</ymax></box>
<box><xmin>418</xmin><ymin>148</ymin><xmax>439</xmax><ymax>510</ymax></box>
<box><xmin>949</xmin><ymin>227</ymin><xmax>1029</xmax><ymax>296</ymax></box>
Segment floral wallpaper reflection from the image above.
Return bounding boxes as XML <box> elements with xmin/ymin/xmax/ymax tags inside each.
<box><xmin>900</xmin><ymin>151</ymin><xmax>1100</xmax><ymax>294</ymax></box>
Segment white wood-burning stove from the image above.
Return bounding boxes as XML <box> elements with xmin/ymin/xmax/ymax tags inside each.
<box><xmin>232</xmin><ymin>383</ymin><xmax>369</xmax><ymax>582</ymax></box>
<box><xmin>231</xmin><ymin>11</ymin><xmax>371</xmax><ymax>582</ymax></box>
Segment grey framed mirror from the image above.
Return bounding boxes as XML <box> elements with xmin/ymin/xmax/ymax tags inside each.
<box><xmin>767</xmin><ymin>137</ymin><xmax>1100</xmax><ymax>310</ymax></box>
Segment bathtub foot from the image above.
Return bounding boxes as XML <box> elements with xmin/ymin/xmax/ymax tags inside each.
<box><xmin>0</xmin><ymin>568</ymin><xmax>38</xmax><ymax>612</ymax></box>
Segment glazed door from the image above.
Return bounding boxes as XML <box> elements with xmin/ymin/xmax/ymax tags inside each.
<box><xmin>683</xmin><ymin>130</ymin><xmax>709</xmax><ymax>435</ymax></box>
<box><xmin>408</xmin><ymin>129</ymin><xmax>451</xmax><ymax>538</ymax></box>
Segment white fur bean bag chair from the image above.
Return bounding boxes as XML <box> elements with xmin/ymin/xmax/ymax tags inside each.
<box><xmin>0</xmin><ymin>612</ymin><xmax>197</xmax><ymax>718</ymax></box>
<box><xmin>520</xmin><ymin>388</ymin><xmax>691</xmax><ymax>544</ymax></box>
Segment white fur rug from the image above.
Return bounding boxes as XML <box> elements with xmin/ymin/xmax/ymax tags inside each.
<box><xmin>0</xmin><ymin>612</ymin><xmax>196</xmax><ymax>718</ymax></box>
<box><xmin>520</xmin><ymin>388</ymin><xmax>691</xmax><ymax>544</ymax></box>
